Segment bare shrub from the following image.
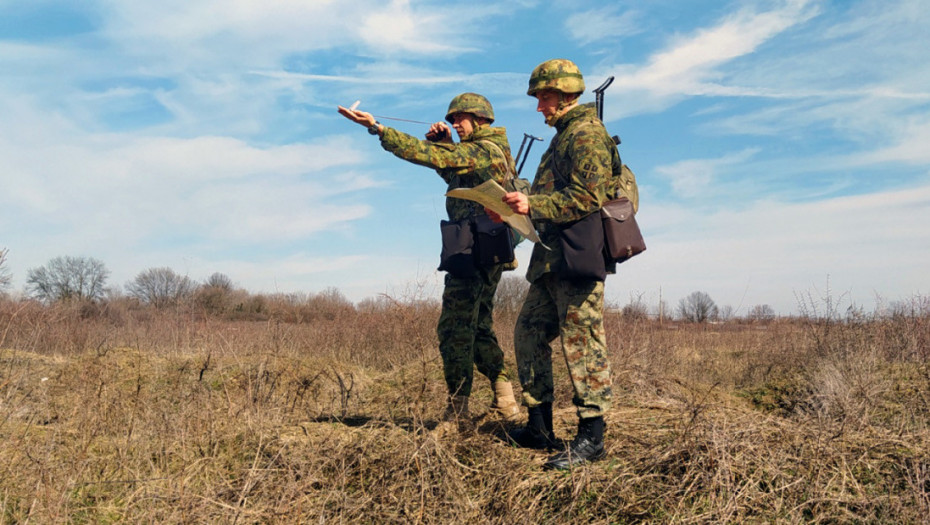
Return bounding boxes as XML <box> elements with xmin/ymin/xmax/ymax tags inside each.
<box><xmin>195</xmin><ymin>281</ymin><xmax>234</xmax><ymax>314</ymax></box>
<box><xmin>881</xmin><ymin>294</ymin><xmax>930</xmax><ymax>360</ymax></box>
<box><xmin>794</xmin><ymin>277</ymin><xmax>855</xmax><ymax>357</ymax></box>
<box><xmin>620</xmin><ymin>293</ymin><xmax>650</xmax><ymax>321</ymax></box>
<box><xmin>306</xmin><ymin>287</ymin><xmax>355</xmax><ymax>319</ymax></box>
<box><xmin>2</xmin><ymin>287</ymin><xmax>930</xmax><ymax>522</ymax></box>
<box><xmin>259</xmin><ymin>288</ymin><xmax>355</xmax><ymax>323</ymax></box>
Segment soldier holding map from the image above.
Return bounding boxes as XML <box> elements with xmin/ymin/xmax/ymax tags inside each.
<box><xmin>496</xmin><ymin>59</ymin><xmax>617</xmax><ymax>469</ymax></box>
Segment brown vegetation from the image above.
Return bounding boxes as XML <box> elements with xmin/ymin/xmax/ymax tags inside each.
<box><xmin>1</xmin><ymin>291</ymin><xmax>929</xmax><ymax>523</ymax></box>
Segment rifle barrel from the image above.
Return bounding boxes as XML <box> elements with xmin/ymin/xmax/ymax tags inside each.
<box><xmin>516</xmin><ymin>134</ymin><xmax>543</xmax><ymax>175</ymax></box>
<box><xmin>593</xmin><ymin>76</ymin><xmax>615</xmax><ymax>121</ymax></box>
<box><xmin>593</xmin><ymin>76</ymin><xmax>615</xmax><ymax>94</ymax></box>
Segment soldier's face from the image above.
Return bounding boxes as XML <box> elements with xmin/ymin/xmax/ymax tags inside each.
<box><xmin>535</xmin><ymin>90</ymin><xmax>561</xmax><ymax>121</ymax></box>
<box><xmin>450</xmin><ymin>113</ymin><xmax>475</xmax><ymax>140</ymax></box>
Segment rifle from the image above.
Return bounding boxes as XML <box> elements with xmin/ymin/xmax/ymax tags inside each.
<box><xmin>592</xmin><ymin>76</ymin><xmax>645</xmax><ymax>264</ymax></box>
<box><xmin>513</xmin><ymin>132</ymin><xmax>544</xmax><ymax>175</ymax></box>
<box><xmin>593</xmin><ymin>76</ymin><xmax>621</xmax><ymax>145</ymax></box>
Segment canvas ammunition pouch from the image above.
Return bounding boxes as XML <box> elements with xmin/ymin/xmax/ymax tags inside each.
<box><xmin>549</xmin><ymin>147</ymin><xmax>607</xmax><ymax>281</ymax></box>
<box><xmin>558</xmin><ymin>211</ymin><xmax>607</xmax><ymax>281</ymax></box>
<box><xmin>549</xmin><ymin>129</ymin><xmax>645</xmax><ymax>279</ymax></box>
<box><xmin>438</xmin><ymin>218</ymin><xmax>478</xmax><ymax>278</ymax></box>
<box><xmin>474</xmin><ymin>214</ymin><xmax>515</xmax><ymax>267</ymax></box>
<box><xmin>439</xmin><ymin>214</ymin><xmax>514</xmax><ymax>278</ymax></box>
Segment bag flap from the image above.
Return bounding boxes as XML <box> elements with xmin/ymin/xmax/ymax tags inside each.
<box><xmin>601</xmin><ymin>197</ymin><xmax>634</xmax><ymax>221</ymax></box>
<box><xmin>474</xmin><ymin>214</ymin><xmax>508</xmax><ymax>235</ymax></box>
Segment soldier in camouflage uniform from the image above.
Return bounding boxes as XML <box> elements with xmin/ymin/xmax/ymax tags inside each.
<box><xmin>337</xmin><ymin>94</ymin><xmax>520</xmax><ymax>426</ymax></box>
<box><xmin>496</xmin><ymin>59</ymin><xmax>615</xmax><ymax>469</ymax></box>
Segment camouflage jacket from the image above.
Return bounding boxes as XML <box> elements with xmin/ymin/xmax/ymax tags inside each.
<box><xmin>525</xmin><ymin>103</ymin><xmax>620</xmax><ymax>283</ymax></box>
<box><xmin>380</xmin><ymin>126</ymin><xmax>515</xmax><ymax>222</ymax></box>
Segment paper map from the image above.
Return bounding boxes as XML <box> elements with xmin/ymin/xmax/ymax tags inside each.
<box><xmin>445</xmin><ymin>179</ymin><xmax>543</xmax><ymax>245</ymax></box>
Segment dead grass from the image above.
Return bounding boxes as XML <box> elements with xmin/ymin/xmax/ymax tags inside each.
<box><xmin>1</xmin><ymin>296</ymin><xmax>929</xmax><ymax>523</ymax></box>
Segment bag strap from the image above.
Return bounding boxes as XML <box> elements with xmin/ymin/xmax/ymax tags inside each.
<box><xmin>477</xmin><ymin>139</ymin><xmax>518</xmax><ymax>185</ymax></box>
<box><xmin>548</xmin><ymin>150</ymin><xmax>567</xmax><ymax>188</ymax></box>
<box><xmin>548</xmin><ymin>120</ymin><xmax>624</xmax><ymax>194</ymax></box>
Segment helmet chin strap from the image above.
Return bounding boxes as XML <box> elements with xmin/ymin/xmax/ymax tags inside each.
<box><xmin>546</xmin><ymin>94</ymin><xmax>579</xmax><ymax>127</ymax></box>
<box><xmin>459</xmin><ymin>114</ymin><xmax>488</xmax><ymax>139</ymax></box>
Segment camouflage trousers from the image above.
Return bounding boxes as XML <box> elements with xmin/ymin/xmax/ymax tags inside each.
<box><xmin>514</xmin><ymin>273</ymin><xmax>612</xmax><ymax>419</ymax></box>
<box><xmin>437</xmin><ymin>265</ymin><xmax>508</xmax><ymax>397</ymax></box>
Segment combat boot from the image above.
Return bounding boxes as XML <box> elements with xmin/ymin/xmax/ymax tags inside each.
<box><xmin>491</xmin><ymin>380</ymin><xmax>521</xmax><ymax>422</ymax></box>
<box><xmin>506</xmin><ymin>402</ymin><xmax>559</xmax><ymax>450</ymax></box>
<box><xmin>433</xmin><ymin>395</ymin><xmax>471</xmax><ymax>437</ymax></box>
<box><xmin>544</xmin><ymin>416</ymin><xmax>605</xmax><ymax>470</ymax></box>
<box><xmin>442</xmin><ymin>395</ymin><xmax>470</xmax><ymax>421</ymax></box>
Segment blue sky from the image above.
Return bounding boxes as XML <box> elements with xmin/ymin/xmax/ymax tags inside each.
<box><xmin>1</xmin><ymin>0</ymin><xmax>928</xmax><ymax>315</ymax></box>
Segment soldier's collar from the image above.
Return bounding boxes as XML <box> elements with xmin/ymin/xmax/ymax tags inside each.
<box><xmin>554</xmin><ymin>103</ymin><xmax>595</xmax><ymax>132</ymax></box>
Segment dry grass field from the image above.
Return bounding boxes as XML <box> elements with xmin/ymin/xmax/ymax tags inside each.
<box><xmin>1</xmin><ymin>290</ymin><xmax>929</xmax><ymax>523</ymax></box>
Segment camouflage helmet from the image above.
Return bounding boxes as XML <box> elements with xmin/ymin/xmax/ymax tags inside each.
<box><xmin>445</xmin><ymin>92</ymin><xmax>495</xmax><ymax>123</ymax></box>
<box><xmin>527</xmin><ymin>59</ymin><xmax>585</xmax><ymax>96</ymax></box>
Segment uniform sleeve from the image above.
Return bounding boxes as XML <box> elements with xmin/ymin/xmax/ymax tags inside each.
<box><xmin>527</xmin><ymin>126</ymin><xmax>612</xmax><ymax>223</ymax></box>
<box><xmin>379</xmin><ymin>127</ymin><xmax>494</xmax><ymax>183</ymax></box>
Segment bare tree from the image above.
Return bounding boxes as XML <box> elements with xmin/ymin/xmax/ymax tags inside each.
<box><xmin>27</xmin><ymin>256</ymin><xmax>110</xmax><ymax>302</ymax></box>
<box><xmin>749</xmin><ymin>304</ymin><xmax>776</xmax><ymax>322</ymax></box>
<box><xmin>716</xmin><ymin>305</ymin><xmax>734</xmax><ymax>322</ymax></box>
<box><xmin>677</xmin><ymin>291</ymin><xmax>718</xmax><ymax>323</ymax></box>
<box><xmin>494</xmin><ymin>275</ymin><xmax>530</xmax><ymax>314</ymax></box>
<box><xmin>126</xmin><ymin>267</ymin><xmax>196</xmax><ymax>308</ymax></box>
<box><xmin>0</xmin><ymin>248</ymin><xmax>11</xmax><ymax>292</ymax></box>
<box><xmin>205</xmin><ymin>272</ymin><xmax>234</xmax><ymax>291</ymax></box>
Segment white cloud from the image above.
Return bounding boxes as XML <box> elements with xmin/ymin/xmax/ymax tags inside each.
<box><xmin>359</xmin><ymin>0</ymin><xmax>467</xmax><ymax>55</ymax></box>
<box><xmin>253</xmin><ymin>68</ymin><xmax>471</xmax><ymax>88</ymax></box>
<box><xmin>95</xmin><ymin>0</ymin><xmax>519</xmax><ymax>70</ymax></box>
<box><xmin>1</xmin><ymin>1</ymin><xmax>531</xmax><ymax>301</ymax></box>
<box><xmin>585</xmin><ymin>0</ymin><xmax>828</xmax><ymax>121</ymax></box>
<box><xmin>100</xmin><ymin>0</ymin><xmax>355</xmax><ymax>65</ymax></box>
<box><xmin>566</xmin><ymin>7</ymin><xmax>642</xmax><ymax>46</ymax></box>
<box><xmin>606</xmin><ymin>0</ymin><xmax>818</xmax><ymax>102</ymax></box>
<box><xmin>1</xmin><ymin>1</ymin><xmax>533</xmax><ymax>139</ymax></box>
<box><xmin>0</xmin><ymin>99</ymin><xmax>377</xmax><ymax>248</ymax></box>
<box><xmin>612</xmin><ymin>180</ymin><xmax>930</xmax><ymax>314</ymax></box>
<box><xmin>0</xmin><ymin>41</ymin><xmax>68</xmax><ymax>64</ymax></box>
<box><xmin>654</xmin><ymin>149</ymin><xmax>760</xmax><ymax>199</ymax></box>
<box><xmin>3</xmin><ymin>0</ymin><xmax>929</xmax><ymax>315</ymax></box>
<box><xmin>598</xmin><ymin>0</ymin><xmax>930</xmax><ymax>179</ymax></box>
<box><xmin>850</xmin><ymin>116</ymin><xmax>930</xmax><ymax>165</ymax></box>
